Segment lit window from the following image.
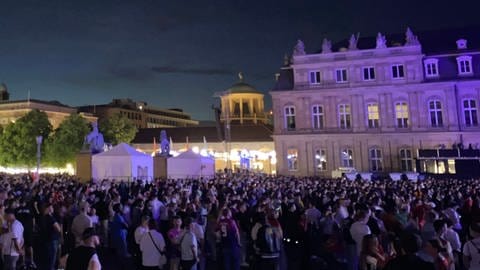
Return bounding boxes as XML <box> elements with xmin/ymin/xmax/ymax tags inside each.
<box><xmin>429</xmin><ymin>100</ymin><xmax>443</xmax><ymax>127</ymax></box>
<box><xmin>309</xmin><ymin>71</ymin><xmax>321</xmax><ymax>84</ymax></box>
<box><xmin>392</xmin><ymin>64</ymin><xmax>405</xmax><ymax>79</ymax></box>
<box><xmin>315</xmin><ymin>149</ymin><xmax>327</xmax><ymax>171</ymax></box>
<box><xmin>335</xmin><ymin>68</ymin><xmax>348</xmax><ymax>83</ymax></box>
<box><xmin>463</xmin><ymin>99</ymin><xmax>478</xmax><ymax>127</ymax></box>
<box><xmin>369</xmin><ymin>148</ymin><xmax>383</xmax><ymax>171</ymax></box>
<box><xmin>367</xmin><ymin>103</ymin><xmax>379</xmax><ymax>128</ymax></box>
<box><xmin>395</xmin><ymin>102</ymin><xmax>409</xmax><ymax>128</ymax></box>
<box><xmin>457</xmin><ymin>56</ymin><xmax>473</xmax><ymax>75</ymax></box>
<box><xmin>284</xmin><ymin>106</ymin><xmax>296</xmax><ymax>130</ymax></box>
<box><xmin>338</xmin><ymin>104</ymin><xmax>351</xmax><ymax>129</ymax></box>
<box><xmin>363</xmin><ymin>67</ymin><xmax>375</xmax><ymax>81</ymax></box>
<box><xmin>399</xmin><ymin>148</ymin><xmax>413</xmax><ymax>171</ymax></box>
<box><xmin>287</xmin><ymin>148</ymin><xmax>298</xmax><ymax>171</ymax></box>
<box><xmin>340</xmin><ymin>148</ymin><xmax>353</xmax><ymax>168</ymax></box>
<box><xmin>312</xmin><ymin>105</ymin><xmax>324</xmax><ymax>129</ymax></box>
<box><xmin>424</xmin><ymin>59</ymin><xmax>439</xmax><ymax>77</ymax></box>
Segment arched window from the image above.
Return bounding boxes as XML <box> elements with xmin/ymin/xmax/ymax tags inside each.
<box><xmin>369</xmin><ymin>148</ymin><xmax>383</xmax><ymax>171</ymax></box>
<box><xmin>284</xmin><ymin>106</ymin><xmax>296</xmax><ymax>130</ymax></box>
<box><xmin>429</xmin><ymin>100</ymin><xmax>443</xmax><ymax>127</ymax></box>
<box><xmin>395</xmin><ymin>101</ymin><xmax>409</xmax><ymax>128</ymax></box>
<box><xmin>338</xmin><ymin>104</ymin><xmax>351</xmax><ymax>129</ymax></box>
<box><xmin>463</xmin><ymin>99</ymin><xmax>478</xmax><ymax>126</ymax></box>
<box><xmin>312</xmin><ymin>105</ymin><xmax>324</xmax><ymax>129</ymax></box>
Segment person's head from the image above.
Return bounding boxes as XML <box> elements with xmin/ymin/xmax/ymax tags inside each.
<box><xmin>361</xmin><ymin>234</ymin><xmax>379</xmax><ymax>255</ymax></box>
<box><xmin>79</xmin><ymin>201</ymin><xmax>90</xmax><ymax>214</ymax></box>
<box><xmin>222</xmin><ymin>208</ymin><xmax>232</xmax><ymax>219</ymax></box>
<box><xmin>43</xmin><ymin>203</ymin><xmax>54</xmax><ymax>215</ymax></box>
<box><xmin>82</xmin><ymin>227</ymin><xmax>100</xmax><ymax>247</ymax></box>
<box><xmin>433</xmin><ymin>219</ymin><xmax>447</xmax><ymax>237</ymax></box>
<box><xmin>470</xmin><ymin>222</ymin><xmax>480</xmax><ymax>239</ymax></box>
<box><xmin>141</xmin><ymin>215</ymin><xmax>151</xmax><ymax>227</ymax></box>
<box><xmin>148</xmin><ymin>219</ymin><xmax>157</xmax><ymax>231</ymax></box>
<box><xmin>112</xmin><ymin>203</ymin><xmax>122</xmax><ymax>214</ymax></box>
<box><xmin>184</xmin><ymin>217</ymin><xmax>194</xmax><ymax>231</ymax></box>
<box><xmin>425</xmin><ymin>239</ymin><xmax>446</xmax><ymax>258</ymax></box>
<box><xmin>172</xmin><ymin>216</ymin><xmax>182</xmax><ymax>228</ymax></box>
<box><xmin>399</xmin><ymin>232</ymin><xmax>422</xmax><ymax>255</ymax></box>
<box><xmin>4</xmin><ymin>208</ymin><xmax>15</xmax><ymax>222</ymax></box>
<box><xmin>355</xmin><ymin>209</ymin><xmax>371</xmax><ymax>224</ymax></box>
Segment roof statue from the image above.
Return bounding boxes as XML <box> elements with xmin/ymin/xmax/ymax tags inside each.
<box><xmin>283</xmin><ymin>54</ymin><xmax>290</xmax><ymax>66</ymax></box>
<box><xmin>322</xmin><ymin>38</ymin><xmax>332</xmax><ymax>53</ymax></box>
<box><xmin>293</xmin><ymin>39</ymin><xmax>306</xmax><ymax>56</ymax></box>
<box><xmin>0</xmin><ymin>83</ymin><xmax>7</xmax><ymax>92</ymax></box>
<box><xmin>83</xmin><ymin>122</ymin><xmax>105</xmax><ymax>154</ymax></box>
<box><xmin>238</xmin><ymin>72</ymin><xmax>244</xmax><ymax>81</ymax></box>
<box><xmin>376</xmin><ymin>32</ymin><xmax>387</xmax><ymax>49</ymax></box>
<box><xmin>348</xmin><ymin>33</ymin><xmax>359</xmax><ymax>50</ymax></box>
<box><xmin>405</xmin><ymin>27</ymin><xmax>420</xmax><ymax>46</ymax></box>
<box><xmin>160</xmin><ymin>130</ymin><xmax>171</xmax><ymax>157</ymax></box>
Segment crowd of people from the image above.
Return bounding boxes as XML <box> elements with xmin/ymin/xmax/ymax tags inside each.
<box><xmin>0</xmin><ymin>173</ymin><xmax>479</xmax><ymax>270</ymax></box>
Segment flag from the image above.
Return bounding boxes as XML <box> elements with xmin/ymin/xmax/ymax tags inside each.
<box><xmin>203</xmin><ymin>136</ymin><xmax>207</xmax><ymax>150</ymax></box>
<box><xmin>152</xmin><ymin>137</ymin><xmax>157</xmax><ymax>156</ymax></box>
<box><xmin>186</xmin><ymin>136</ymin><xmax>189</xmax><ymax>149</ymax></box>
<box><xmin>170</xmin><ymin>137</ymin><xmax>174</xmax><ymax>150</ymax></box>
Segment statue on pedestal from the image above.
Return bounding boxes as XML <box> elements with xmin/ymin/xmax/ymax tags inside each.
<box><xmin>322</xmin><ymin>38</ymin><xmax>332</xmax><ymax>53</ymax></box>
<box><xmin>160</xmin><ymin>130</ymin><xmax>171</xmax><ymax>157</ymax></box>
<box><xmin>83</xmin><ymin>122</ymin><xmax>105</xmax><ymax>154</ymax></box>
<box><xmin>293</xmin><ymin>39</ymin><xmax>306</xmax><ymax>56</ymax></box>
<box><xmin>348</xmin><ymin>33</ymin><xmax>359</xmax><ymax>50</ymax></box>
<box><xmin>405</xmin><ymin>27</ymin><xmax>420</xmax><ymax>46</ymax></box>
<box><xmin>376</xmin><ymin>32</ymin><xmax>387</xmax><ymax>49</ymax></box>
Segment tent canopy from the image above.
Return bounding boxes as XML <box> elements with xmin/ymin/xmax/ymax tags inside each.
<box><xmin>167</xmin><ymin>150</ymin><xmax>215</xmax><ymax>179</ymax></box>
<box><xmin>92</xmin><ymin>143</ymin><xmax>153</xmax><ymax>182</ymax></box>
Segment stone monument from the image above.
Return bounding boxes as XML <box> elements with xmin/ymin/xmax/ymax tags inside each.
<box><xmin>76</xmin><ymin>122</ymin><xmax>105</xmax><ymax>183</ymax></box>
<box><xmin>293</xmin><ymin>39</ymin><xmax>306</xmax><ymax>56</ymax></box>
<box><xmin>154</xmin><ymin>130</ymin><xmax>170</xmax><ymax>179</ymax></box>
<box><xmin>322</xmin><ymin>38</ymin><xmax>332</xmax><ymax>53</ymax></box>
<box><xmin>348</xmin><ymin>33</ymin><xmax>359</xmax><ymax>50</ymax></box>
<box><xmin>375</xmin><ymin>32</ymin><xmax>387</xmax><ymax>49</ymax></box>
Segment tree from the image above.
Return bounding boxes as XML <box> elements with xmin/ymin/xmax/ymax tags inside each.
<box><xmin>99</xmin><ymin>113</ymin><xmax>137</xmax><ymax>145</ymax></box>
<box><xmin>0</xmin><ymin>109</ymin><xmax>52</xmax><ymax>167</ymax></box>
<box><xmin>45</xmin><ymin>113</ymin><xmax>90</xmax><ymax>167</ymax></box>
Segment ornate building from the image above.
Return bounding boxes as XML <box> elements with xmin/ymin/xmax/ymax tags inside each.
<box><xmin>271</xmin><ymin>28</ymin><xmax>480</xmax><ymax>176</ymax></box>
<box><xmin>78</xmin><ymin>98</ymin><xmax>199</xmax><ymax>129</ymax></box>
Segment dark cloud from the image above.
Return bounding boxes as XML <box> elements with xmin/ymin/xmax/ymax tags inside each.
<box><xmin>109</xmin><ymin>66</ymin><xmax>155</xmax><ymax>81</ymax></box>
<box><xmin>151</xmin><ymin>66</ymin><xmax>233</xmax><ymax>76</ymax></box>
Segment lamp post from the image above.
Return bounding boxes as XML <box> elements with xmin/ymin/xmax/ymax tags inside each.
<box><xmin>36</xmin><ymin>135</ymin><xmax>43</xmax><ymax>181</ymax></box>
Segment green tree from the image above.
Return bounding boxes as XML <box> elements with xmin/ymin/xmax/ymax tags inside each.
<box><xmin>45</xmin><ymin>113</ymin><xmax>90</xmax><ymax>167</ymax></box>
<box><xmin>99</xmin><ymin>113</ymin><xmax>137</xmax><ymax>145</ymax></box>
<box><xmin>0</xmin><ymin>109</ymin><xmax>52</xmax><ymax>167</ymax></box>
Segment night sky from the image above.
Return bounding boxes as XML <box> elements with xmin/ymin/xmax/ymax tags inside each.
<box><xmin>1</xmin><ymin>0</ymin><xmax>479</xmax><ymax>120</ymax></box>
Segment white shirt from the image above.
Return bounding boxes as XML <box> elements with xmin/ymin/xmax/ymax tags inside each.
<box><xmin>135</xmin><ymin>226</ymin><xmax>148</xmax><ymax>245</ymax></box>
<box><xmin>2</xmin><ymin>220</ymin><xmax>24</xmax><ymax>256</ymax></box>
<box><xmin>445</xmin><ymin>228</ymin><xmax>461</xmax><ymax>252</ymax></box>
<box><xmin>180</xmin><ymin>231</ymin><xmax>197</xmax><ymax>261</ymax></box>
<box><xmin>140</xmin><ymin>230</ymin><xmax>166</xmax><ymax>267</ymax></box>
<box><xmin>463</xmin><ymin>238</ymin><xmax>480</xmax><ymax>270</ymax></box>
<box><xmin>350</xmin><ymin>221</ymin><xmax>371</xmax><ymax>255</ymax></box>
<box><xmin>305</xmin><ymin>207</ymin><xmax>322</xmax><ymax>227</ymax></box>
<box><xmin>150</xmin><ymin>198</ymin><xmax>162</xmax><ymax>221</ymax></box>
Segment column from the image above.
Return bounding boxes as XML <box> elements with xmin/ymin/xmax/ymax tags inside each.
<box><xmin>408</xmin><ymin>92</ymin><xmax>418</xmax><ymax>130</ymax></box>
<box><xmin>239</xmin><ymin>97</ymin><xmax>243</xmax><ymax>124</ymax></box>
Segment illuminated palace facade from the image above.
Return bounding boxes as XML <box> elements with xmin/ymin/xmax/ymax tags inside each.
<box><xmin>271</xmin><ymin>28</ymin><xmax>480</xmax><ymax>177</ymax></box>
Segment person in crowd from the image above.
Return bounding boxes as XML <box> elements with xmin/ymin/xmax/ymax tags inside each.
<box><xmin>140</xmin><ymin>219</ymin><xmax>166</xmax><ymax>270</ymax></box>
<box><xmin>15</xmin><ymin>198</ymin><xmax>35</xmax><ymax>267</ymax></box>
<box><xmin>425</xmin><ymin>239</ymin><xmax>452</xmax><ymax>270</ymax></box>
<box><xmin>463</xmin><ymin>222</ymin><xmax>480</xmax><ymax>270</ymax></box>
<box><xmin>65</xmin><ymin>227</ymin><xmax>101</xmax><ymax>270</ymax></box>
<box><xmin>359</xmin><ymin>234</ymin><xmax>386</xmax><ymax>270</ymax></box>
<box><xmin>110</xmin><ymin>203</ymin><xmax>131</xmax><ymax>269</ymax></box>
<box><xmin>180</xmin><ymin>217</ymin><xmax>199</xmax><ymax>270</ymax></box>
<box><xmin>71</xmin><ymin>202</ymin><xmax>93</xmax><ymax>247</ymax></box>
<box><xmin>39</xmin><ymin>202</ymin><xmax>62</xmax><ymax>270</ymax></box>
<box><xmin>167</xmin><ymin>216</ymin><xmax>183</xmax><ymax>270</ymax></box>
<box><xmin>0</xmin><ymin>208</ymin><xmax>24</xmax><ymax>270</ymax></box>
<box><xmin>217</xmin><ymin>208</ymin><xmax>241</xmax><ymax>270</ymax></box>
<box><xmin>384</xmin><ymin>232</ymin><xmax>434</xmax><ymax>270</ymax></box>
<box><xmin>254</xmin><ymin>214</ymin><xmax>281</xmax><ymax>270</ymax></box>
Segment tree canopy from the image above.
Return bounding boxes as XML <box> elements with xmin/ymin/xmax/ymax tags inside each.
<box><xmin>0</xmin><ymin>109</ymin><xmax>52</xmax><ymax>167</ymax></box>
<box><xmin>99</xmin><ymin>113</ymin><xmax>137</xmax><ymax>145</ymax></box>
<box><xmin>45</xmin><ymin>113</ymin><xmax>90</xmax><ymax>167</ymax></box>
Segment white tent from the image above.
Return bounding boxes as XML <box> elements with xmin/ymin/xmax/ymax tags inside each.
<box><xmin>92</xmin><ymin>143</ymin><xmax>153</xmax><ymax>182</ymax></box>
<box><xmin>167</xmin><ymin>150</ymin><xmax>215</xmax><ymax>179</ymax></box>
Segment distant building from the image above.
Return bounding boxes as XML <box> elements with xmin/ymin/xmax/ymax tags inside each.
<box><xmin>78</xmin><ymin>98</ymin><xmax>199</xmax><ymax>129</ymax></box>
<box><xmin>131</xmin><ymin>124</ymin><xmax>275</xmax><ymax>174</ymax></box>
<box><xmin>0</xmin><ymin>85</ymin><xmax>96</xmax><ymax>128</ymax></box>
<box><xmin>271</xmin><ymin>27</ymin><xmax>480</xmax><ymax>177</ymax></box>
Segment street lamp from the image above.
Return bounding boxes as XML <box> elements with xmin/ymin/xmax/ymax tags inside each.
<box><xmin>36</xmin><ymin>135</ymin><xmax>43</xmax><ymax>181</ymax></box>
